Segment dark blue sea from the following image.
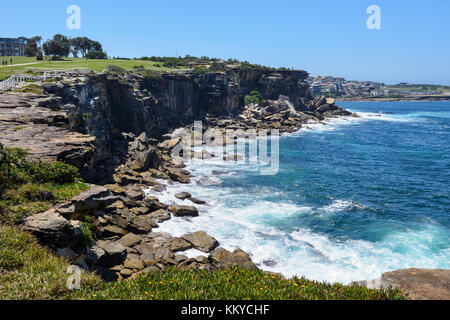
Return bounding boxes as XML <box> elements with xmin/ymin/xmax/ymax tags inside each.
<box><xmin>150</xmin><ymin>101</ymin><xmax>450</xmax><ymax>284</ymax></box>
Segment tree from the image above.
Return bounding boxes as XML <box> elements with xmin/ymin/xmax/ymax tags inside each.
<box><xmin>24</xmin><ymin>36</ymin><xmax>42</xmax><ymax>57</ymax></box>
<box><xmin>86</xmin><ymin>50</ymin><xmax>107</xmax><ymax>59</ymax></box>
<box><xmin>70</xmin><ymin>37</ymin><xmax>103</xmax><ymax>58</ymax></box>
<box><xmin>43</xmin><ymin>34</ymin><xmax>71</xmax><ymax>58</ymax></box>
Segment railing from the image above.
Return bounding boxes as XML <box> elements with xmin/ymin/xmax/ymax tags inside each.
<box><xmin>0</xmin><ymin>74</ymin><xmax>44</xmax><ymax>91</ymax></box>
<box><xmin>0</xmin><ymin>68</ymin><xmax>90</xmax><ymax>92</ymax></box>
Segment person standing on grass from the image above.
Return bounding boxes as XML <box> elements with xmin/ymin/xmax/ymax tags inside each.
<box><xmin>1</xmin><ymin>60</ymin><xmax>4</xmax><ymax>66</ymax></box>
<box><xmin>10</xmin><ymin>58</ymin><xmax>13</xmax><ymax>65</ymax></box>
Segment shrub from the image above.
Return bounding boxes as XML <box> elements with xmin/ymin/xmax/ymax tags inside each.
<box><xmin>28</xmin><ymin>161</ymin><xmax>80</xmax><ymax>184</ymax></box>
<box><xmin>244</xmin><ymin>90</ymin><xmax>263</xmax><ymax>105</ymax></box>
<box><xmin>86</xmin><ymin>50</ymin><xmax>107</xmax><ymax>59</ymax></box>
<box><xmin>77</xmin><ymin>220</ymin><xmax>95</xmax><ymax>247</ymax></box>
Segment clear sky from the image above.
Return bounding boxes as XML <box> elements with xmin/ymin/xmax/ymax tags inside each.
<box><xmin>1</xmin><ymin>0</ymin><xmax>449</xmax><ymax>85</ymax></box>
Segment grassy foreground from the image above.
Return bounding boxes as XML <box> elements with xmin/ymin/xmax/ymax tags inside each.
<box><xmin>0</xmin><ymin>225</ymin><xmax>406</xmax><ymax>300</ymax></box>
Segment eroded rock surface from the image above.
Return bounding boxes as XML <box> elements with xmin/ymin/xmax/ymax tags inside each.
<box><xmin>355</xmin><ymin>269</ymin><xmax>450</xmax><ymax>300</ymax></box>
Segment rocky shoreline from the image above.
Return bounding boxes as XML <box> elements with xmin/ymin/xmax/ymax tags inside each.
<box><xmin>1</xmin><ymin>69</ymin><xmax>448</xmax><ymax>299</ymax></box>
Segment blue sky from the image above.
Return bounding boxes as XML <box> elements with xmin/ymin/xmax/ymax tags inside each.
<box><xmin>1</xmin><ymin>0</ymin><xmax>449</xmax><ymax>84</ymax></box>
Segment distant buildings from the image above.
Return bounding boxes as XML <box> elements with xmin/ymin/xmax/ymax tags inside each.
<box><xmin>0</xmin><ymin>37</ymin><xmax>26</xmax><ymax>56</ymax></box>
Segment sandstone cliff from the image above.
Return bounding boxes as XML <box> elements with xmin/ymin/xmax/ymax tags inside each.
<box><xmin>1</xmin><ymin>67</ymin><xmax>315</xmax><ymax>183</ymax></box>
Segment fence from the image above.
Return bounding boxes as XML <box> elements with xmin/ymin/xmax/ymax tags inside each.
<box><xmin>0</xmin><ymin>74</ymin><xmax>43</xmax><ymax>91</ymax></box>
<box><xmin>0</xmin><ymin>68</ymin><xmax>90</xmax><ymax>92</ymax></box>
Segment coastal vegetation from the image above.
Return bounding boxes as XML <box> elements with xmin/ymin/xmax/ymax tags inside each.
<box><xmin>0</xmin><ymin>143</ymin><xmax>88</xmax><ymax>225</ymax></box>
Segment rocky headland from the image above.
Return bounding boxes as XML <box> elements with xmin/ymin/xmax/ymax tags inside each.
<box><xmin>1</xmin><ymin>66</ymin><xmax>447</xmax><ymax>299</ymax></box>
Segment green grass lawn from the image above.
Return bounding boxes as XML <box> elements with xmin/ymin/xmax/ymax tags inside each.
<box><xmin>0</xmin><ymin>57</ymin><xmax>187</xmax><ymax>80</ymax></box>
<box><xmin>0</xmin><ymin>56</ymin><xmax>38</xmax><ymax>65</ymax></box>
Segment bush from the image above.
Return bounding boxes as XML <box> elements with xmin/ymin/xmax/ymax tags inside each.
<box><xmin>28</xmin><ymin>161</ymin><xmax>80</xmax><ymax>184</ymax></box>
<box><xmin>244</xmin><ymin>90</ymin><xmax>263</xmax><ymax>105</ymax></box>
<box><xmin>0</xmin><ymin>145</ymin><xmax>32</xmax><ymax>193</ymax></box>
<box><xmin>76</xmin><ymin>220</ymin><xmax>95</xmax><ymax>247</ymax></box>
<box><xmin>86</xmin><ymin>50</ymin><xmax>107</xmax><ymax>59</ymax></box>
<box><xmin>0</xmin><ymin>143</ymin><xmax>86</xmax><ymax>224</ymax></box>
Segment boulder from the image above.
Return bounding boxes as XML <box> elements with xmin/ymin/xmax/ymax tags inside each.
<box><xmin>123</xmin><ymin>213</ymin><xmax>157</xmax><ymax>234</ymax></box>
<box><xmin>148</xmin><ymin>209</ymin><xmax>171</xmax><ymax>223</ymax></box>
<box><xmin>189</xmin><ymin>198</ymin><xmax>207</xmax><ymax>205</ymax></box>
<box><xmin>169</xmin><ymin>205</ymin><xmax>199</xmax><ymax>217</ymax></box>
<box><xmin>58</xmin><ymin>184</ymin><xmax>117</xmax><ymax>220</ymax></box>
<box><xmin>104</xmin><ymin>210</ymin><xmax>157</xmax><ymax>234</ymax></box>
<box><xmin>141</xmin><ymin>254</ymin><xmax>157</xmax><ymax>266</ymax></box>
<box><xmin>354</xmin><ymin>269</ymin><xmax>450</xmax><ymax>300</ymax></box>
<box><xmin>144</xmin><ymin>196</ymin><xmax>168</xmax><ymax>211</ymax></box>
<box><xmin>209</xmin><ymin>248</ymin><xmax>257</xmax><ymax>270</ymax></box>
<box><xmin>105</xmin><ymin>184</ymin><xmax>127</xmax><ymax>196</ymax></box>
<box><xmin>124</xmin><ymin>257</ymin><xmax>145</xmax><ymax>271</ymax></box>
<box><xmin>22</xmin><ymin>209</ymin><xmax>77</xmax><ymax>248</ymax></box>
<box><xmin>175</xmin><ymin>192</ymin><xmax>192</xmax><ymax>200</ymax></box>
<box><xmin>168</xmin><ymin>237</ymin><xmax>193</xmax><ymax>252</ymax></box>
<box><xmin>125</xmin><ymin>189</ymin><xmax>145</xmax><ymax>202</ymax></box>
<box><xmin>86</xmin><ymin>240</ymin><xmax>127</xmax><ymax>268</ymax></box>
<box><xmin>166</xmin><ymin>167</ymin><xmax>190</xmax><ymax>184</ymax></box>
<box><xmin>127</xmin><ymin>133</ymin><xmax>160</xmax><ymax>172</ymax></box>
<box><xmin>117</xmin><ymin>233</ymin><xmax>143</xmax><ymax>248</ymax></box>
<box><xmin>102</xmin><ymin>225</ymin><xmax>128</xmax><ymax>237</ymax></box>
<box><xmin>182</xmin><ymin>231</ymin><xmax>219</xmax><ymax>253</ymax></box>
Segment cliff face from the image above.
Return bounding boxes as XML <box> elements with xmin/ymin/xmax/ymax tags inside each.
<box><xmin>37</xmin><ymin>68</ymin><xmax>311</xmax><ymax>182</ymax></box>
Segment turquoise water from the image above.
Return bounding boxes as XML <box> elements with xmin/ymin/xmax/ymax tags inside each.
<box><xmin>152</xmin><ymin>101</ymin><xmax>450</xmax><ymax>284</ymax></box>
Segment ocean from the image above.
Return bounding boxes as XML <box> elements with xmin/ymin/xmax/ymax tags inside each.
<box><xmin>146</xmin><ymin>101</ymin><xmax>450</xmax><ymax>284</ymax></box>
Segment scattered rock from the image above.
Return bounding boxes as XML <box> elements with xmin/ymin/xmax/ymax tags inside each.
<box><xmin>148</xmin><ymin>209</ymin><xmax>171</xmax><ymax>223</ymax></box>
<box><xmin>175</xmin><ymin>192</ymin><xmax>192</xmax><ymax>200</ymax></box>
<box><xmin>169</xmin><ymin>205</ymin><xmax>199</xmax><ymax>217</ymax></box>
<box><xmin>166</xmin><ymin>167</ymin><xmax>190</xmax><ymax>184</ymax></box>
<box><xmin>355</xmin><ymin>269</ymin><xmax>450</xmax><ymax>300</ymax></box>
<box><xmin>189</xmin><ymin>198</ymin><xmax>207</xmax><ymax>205</ymax></box>
<box><xmin>124</xmin><ymin>257</ymin><xmax>145</xmax><ymax>271</ymax></box>
<box><xmin>22</xmin><ymin>209</ymin><xmax>77</xmax><ymax>248</ymax></box>
<box><xmin>210</xmin><ymin>248</ymin><xmax>257</xmax><ymax>270</ymax></box>
<box><xmin>117</xmin><ymin>233</ymin><xmax>142</xmax><ymax>247</ymax></box>
<box><xmin>182</xmin><ymin>231</ymin><xmax>219</xmax><ymax>253</ymax></box>
<box><xmin>152</xmin><ymin>185</ymin><xmax>167</xmax><ymax>192</ymax></box>
<box><xmin>59</xmin><ymin>184</ymin><xmax>117</xmax><ymax>220</ymax></box>
<box><xmin>120</xmin><ymin>268</ymin><xmax>134</xmax><ymax>277</ymax></box>
<box><xmin>168</xmin><ymin>237</ymin><xmax>193</xmax><ymax>252</ymax></box>
<box><xmin>175</xmin><ymin>254</ymin><xmax>189</xmax><ymax>263</ymax></box>
<box><xmin>86</xmin><ymin>240</ymin><xmax>127</xmax><ymax>268</ymax></box>
<box><xmin>144</xmin><ymin>196</ymin><xmax>168</xmax><ymax>211</ymax></box>
<box><xmin>102</xmin><ymin>225</ymin><xmax>128</xmax><ymax>237</ymax></box>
